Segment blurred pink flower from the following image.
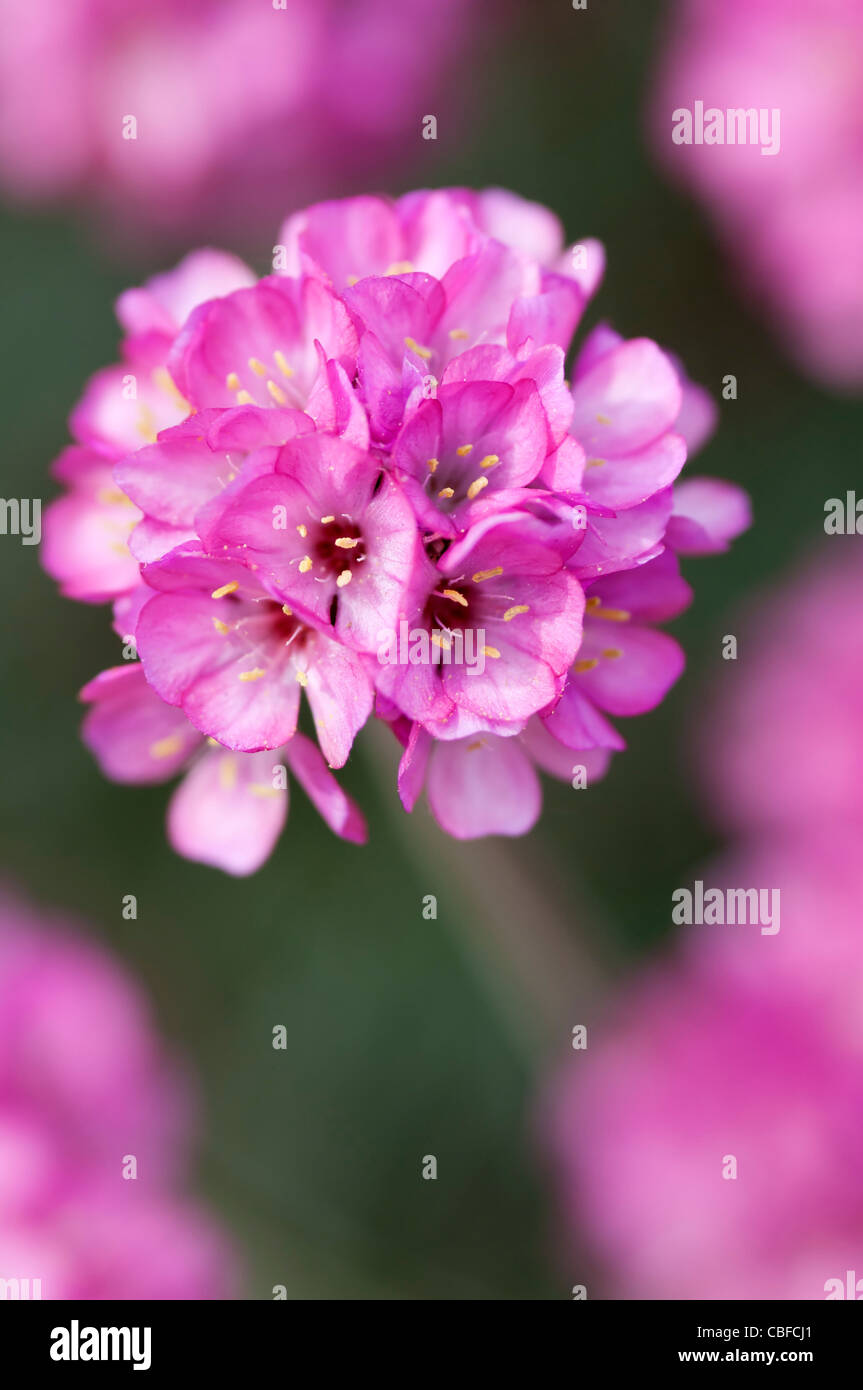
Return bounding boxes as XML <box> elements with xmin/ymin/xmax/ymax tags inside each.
<box><xmin>0</xmin><ymin>890</ymin><xmax>236</xmax><ymax>1298</ymax></box>
<box><xmin>652</xmin><ymin>0</ymin><xmax>863</xmax><ymax>388</ymax></box>
<box><xmin>542</xmin><ymin>833</ymin><xmax>863</xmax><ymax>1300</ymax></box>
<box><xmin>0</xmin><ymin>0</ymin><xmax>481</xmax><ymax>243</ymax></box>
<box><xmin>699</xmin><ymin>540</ymin><xmax>863</xmax><ymax>837</ymax></box>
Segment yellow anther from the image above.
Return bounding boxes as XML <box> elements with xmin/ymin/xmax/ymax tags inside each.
<box><xmin>248</xmin><ymin>357</ymin><xmax>267</xmax><ymax>377</ymax></box>
<box><xmin>335</xmin><ymin>537</ymin><xmax>359</xmax><ymax>548</ymax></box>
<box><xmin>212</xmin><ymin>618</ymin><xmax>230</xmax><ymax>635</ymax></box>
<box><xmin>479</xmin><ymin>454</ymin><xmax>500</xmax><ymax>470</ymax></box>
<box><xmin>226</xmin><ymin>372</ymin><xmax>241</xmax><ymax>391</ymax></box>
<box><xmin>482</xmin><ymin>645</ymin><xmax>501</xmax><ymax>659</ymax></box>
<box><xmin>503</xmin><ymin>605</ymin><xmax>529</xmax><ymax>622</ymax></box>
<box><xmin>466</xmin><ymin>476</ymin><xmax>488</xmax><ymax>500</ymax></box>
<box><xmin>206</xmin><ymin>737</ymin><xmax>222</xmax><ymax>747</ymax></box>
<box><xmin>236</xmin><ymin>390</ymin><xmax>255</xmax><ymax>405</ymax></box>
<box><xmin>595</xmin><ymin>414</ymin><xmax>611</xmax><ymax>425</ymax></box>
<box><xmin>472</xmin><ymin>567</ymin><xmax>503</xmax><ymax>582</ymax></box>
<box><xmin>296</xmin><ymin>670</ymin><xmax>309</xmax><ymax>687</ymax></box>
<box><xmin>404</xmin><ymin>336</ymin><xmax>433</xmax><ymax>360</ymax></box>
<box><xmin>385</xmin><ymin>260</ymin><xmax>414</xmax><ymax>276</ymax></box>
<box><xmin>320</xmin><ymin>515</ymin><xmax>335</xmax><ymax>524</ymax></box>
<box><xmin>239</xmin><ymin>667</ymin><xmax>266</xmax><ymax>682</ymax></box>
<box><xmin>219</xmin><ymin>756</ymin><xmax>238</xmax><ymax>790</ymax></box>
<box><xmin>602</xmin><ymin>648</ymin><xmax>623</xmax><ymax>660</ymax></box>
<box><xmin>449</xmin><ymin>328</ymin><xmax>469</xmax><ymax>340</ymax></box>
<box><xmin>575</xmin><ymin>658</ymin><xmax>599</xmax><ymax>672</ymax></box>
<box><xmin>98</xmin><ymin>487</ymin><xmax>135</xmax><ymax>507</ymax></box>
<box><xmin>298</xmin><ymin>556</ymin><xmax>313</xmax><ymax>573</ymax></box>
<box><xmin>585</xmin><ymin>458</ymin><xmax>606</xmax><ymax>469</ymax></box>
<box><xmin>211</xmin><ymin>581</ymin><xmax>239</xmax><ymax>599</ymax></box>
<box><xmin>431</xmin><ymin>631</ymin><xmax>452</xmax><ymax>651</ymax></box>
<box><xmin>336</xmin><ymin>569</ymin><xmax>353</xmax><ymax>587</ymax></box>
<box><xmin>427</xmin><ymin>457</ymin><xmax>439</xmax><ymax>473</ymax></box>
<box><xmin>456</xmin><ymin>443</ymin><xmax>474</xmax><ymax>457</ymax></box>
<box><xmin>442</xmin><ymin>588</ymin><xmax>468</xmax><ymax>606</ymax></box>
<box><xmin>438</xmin><ymin>487</ymin><xmax>455</xmax><ymax>500</ymax></box>
<box><xmin>149</xmin><ymin>734</ymin><xmax>184</xmax><ymax>759</ymax></box>
<box><xmin>282</xmin><ymin>604</ymin><xmax>293</xmax><ymax>616</ymax></box>
<box><xmin>274</xmin><ymin>350</ymin><xmax>294</xmax><ymax>378</ymax></box>
<box><xmin>267</xmin><ymin>379</ymin><xmax>288</xmax><ymax>405</ymax></box>
<box><xmin>296</xmin><ymin>523</ymin><xmax>307</xmax><ymax>538</ymax></box>
<box><xmin>248</xmin><ymin>784</ymin><xmax>281</xmax><ymax>798</ymax></box>
<box><xmin>593</xmin><ymin>605</ymin><xmax>630</xmax><ymax>622</ymax></box>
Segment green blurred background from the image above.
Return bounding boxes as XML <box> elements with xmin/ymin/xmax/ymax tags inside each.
<box><xmin>1</xmin><ymin>0</ymin><xmax>857</xmax><ymax>1297</ymax></box>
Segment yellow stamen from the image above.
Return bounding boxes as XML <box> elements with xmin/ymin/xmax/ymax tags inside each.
<box><xmin>206</xmin><ymin>736</ymin><xmax>222</xmax><ymax>747</ymax></box>
<box><xmin>592</xmin><ymin>605</ymin><xmax>630</xmax><ymax>622</ymax></box>
<box><xmin>248</xmin><ymin>357</ymin><xmax>267</xmax><ymax>377</ymax></box>
<box><xmin>602</xmin><ymin>647</ymin><xmax>623</xmax><ymax>660</ymax></box>
<box><xmin>219</xmin><ymin>756</ymin><xmax>238</xmax><ymax>790</ymax></box>
<box><xmin>503</xmin><ymin>605</ymin><xmax>529</xmax><ymax>622</ymax></box>
<box><xmin>320</xmin><ymin>515</ymin><xmax>335</xmax><ymax>524</ymax></box>
<box><xmin>248</xmin><ymin>784</ymin><xmax>282</xmax><ymax>798</ymax></box>
<box><xmin>385</xmin><ymin>260</ymin><xmax>414</xmax><ymax>276</ymax></box>
<box><xmin>442</xmin><ymin>588</ymin><xmax>468</xmax><ymax>607</ymax></box>
<box><xmin>226</xmin><ymin>372</ymin><xmax>241</xmax><ymax>391</ymax></box>
<box><xmin>336</xmin><ymin>569</ymin><xmax>352</xmax><ymax>587</ymax></box>
<box><xmin>479</xmin><ymin>454</ymin><xmax>500</xmax><ymax>470</ymax></box>
<box><xmin>98</xmin><ymin>487</ymin><xmax>135</xmax><ymax>507</ymax></box>
<box><xmin>274</xmin><ymin>350</ymin><xmax>294</xmax><ymax>378</ymax></box>
<box><xmin>472</xmin><ymin>566</ymin><xmax>503</xmax><ymax>582</ymax></box>
<box><xmin>211</xmin><ymin>581</ymin><xmax>239</xmax><ymax>599</ymax></box>
<box><xmin>456</xmin><ymin>443</ymin><xmax>474</xmax><ymax>457</ymax></box>
<box><xmin>282</xmin><ymin>604</ymin><xmax>293</xmax><ymax>616</ymax></box>
<box><xmin>449</xmin><ymin>328</ymin><xmax>469</xmax><ymax>340</ymax></box>
<box><xmin>239</xmin><ymin>667</ymin><xmax>266</xmax><ymax>682</ymax></box>
<box><xmin>298</xmin><ymin>556</ymin><xmax>312</xmax><ymax>573</ymax></box>
<box><xmin>149</xmin><ymin>734</ymin><xmax>184</xmax><ymax>759</ymax></box>
<box><xmin>267</xmin><ymin>379</ymin><xmax>288</xmax><ymax>405</ymax></box>
<box><xmin>427</xmin><ymin>457</ymin><xmax>439</xmax><ymax>474</ymax></box>
<box><xmin>296</xmin><ymin>670</ymin><xmax>309</xmax><ymax>687</ymax></box>
<box><xmin>431</xmin><ymin>631</ymin><xmax>452</xmax><ymax>651</ymax></box>
<box><xmin>466</xmin><ymin>476</ymin><xmax>488</xmax><ymax>500</ymax></box>
<box><xmin>575</xmin><ymin>658</ymin><xmax>598</xmax><ymax>672</ymax></box>
<box><xmin>404</xmin><ymin>336</ymin><xmax>433</xmax><ymax>360</ymax></box>
<box><xmin>483</xmin><ymin>645</ymin><xmax>501</xmax><ymax>659</ymax></box>
<box><xmin>236</xmin><ymin>390</ymin><xmax>255</xmax><ymax>405</ymax></box>
<box><xmin>296</xmin><ymin>523</ymin><xmax>307</xmax><ymax>538</ymax></box>
<box><xmin>212</xmin><ymin>618</ymin><xmax>230</xmax><ymax>635</ymax></box>
<box><xmin>595</xmin><ymin>414</ymin><xmax>611</xmax><ymax>425</ymax></box>
<box><xmin>438</xmin><ymin>487</ymin><xmax>455</xmax><ymax>500</ymax></box>
<box><xmin>335</xmin><ymin>537</ymin><xmax>359</xmax><ymax>548</ymax></box>
<box><xmin>585</xmin><ymin>458</ymin><xmax>606</xmax><ymax>469</ymax></box>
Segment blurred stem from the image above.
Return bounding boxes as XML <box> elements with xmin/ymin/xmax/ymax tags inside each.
<box><xmin>366</xmin><ymin>724</ymin><xmax>615</xmax><ymax>1068</ymax></box>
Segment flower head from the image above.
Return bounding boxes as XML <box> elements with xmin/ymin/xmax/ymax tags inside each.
<box><xmin>44</xmin><ymin>188</ymin><xmax>748</xmax><ymax>871</ymax></box>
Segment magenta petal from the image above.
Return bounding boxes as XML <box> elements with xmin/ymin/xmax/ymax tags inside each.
<box><xmin>666</xmin><ymin>476</ymin><xmax>752</xmax><ymax>554</ymax></box>
<box><xmin>302</xmin><ymin>633</ymin><xmax>374</xmax><ymax>769</ymax></box>
<box><xmin>570</xmin><ymin>338</ymin><xmax>683</xmax><ymax>454</ymax></box>
<box><xmin>581</xmin><ymin>432</ymin><xmax>687</xmax><ymax>511</ymax></box>
<box><xmin>397</xmin><ymin>722</ymin><xmax>432</xmax><ymax>812</ymax></box>
<box><xmin>574</xmin><ymin>623</ymin><xmax>685</xmax><ymax>716</ymax></box>
<box><xmin>167</xmin><ymin>748</ymin><xmax>287</xmax><ymax>876</ymax></box>
<box><xmin>80</xmin><ymin>665</ymin><xmax>201</xmax><ymax>784</ymax></box>
<box><xmin>541</xmin><ymin>682</ymin><xmax>626</xmax><ymax>752</ymax></box>
<box><xmin>426</xmin><ymin>736</ymin><xmax>541</xmax><ymax>839</ymax></box>
<box><xmin>284</xmin><ymin>733</ymin><xmax>367</xmax><ymax>844</ymax></box>
<box><xmin>520</xmin><ymin>716</ymin><xmax>613</xmax><ymax>784</ymax></box>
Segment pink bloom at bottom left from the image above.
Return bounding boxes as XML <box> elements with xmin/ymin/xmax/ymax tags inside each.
<box><xmin>0</xmin><ymin>889</ymin><xmax>236</xmax><ymax>1299</ymax></box>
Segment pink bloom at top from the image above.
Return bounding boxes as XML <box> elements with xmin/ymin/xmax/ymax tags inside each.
<box><xmin>0</xmin><ymin>889</ymin><xmax>236</xmax><ymax>1298</ymax></box>
<box><xmin>0</xmin><ymin>0</ymin><xmax>484</xmax><ymax>244</ymax></box>
<box><xmin>652</xmin><ymin>0</ymin><xmax>863</xmax><ymax>388</ymax></box>
<box><xmin>43</xmin><ymin>188</ymin><xmax>748</xmax><ymax>868</ymax></box>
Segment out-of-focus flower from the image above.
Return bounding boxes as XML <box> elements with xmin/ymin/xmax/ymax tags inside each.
<box><xmin>0</xmin><ymin>0</ymin><xmax>482</xmax><ymax>243</ymax></box>
<box><xmin>651</xmin><ymin>0</ymin><xmax>863</xmax><ymax>388</ymax></box>
<box><xmin>700</xmin><ymin>541</ymin><xmax>863</xmax><ymax>836</ymax></box>
<box><xmin>0</xmin><ymin>890</ymin><xmax>236</xmax><ymax>1298</ymax></box>
<box><xmin>43</xmin><ymin>189</ymin><xmax>748</xmax><ymax>871</ymax></box>
<box><xmin>542</xmin><ymin>859</ymin><xmax>863</xmax><ymax>1299</ymax></box>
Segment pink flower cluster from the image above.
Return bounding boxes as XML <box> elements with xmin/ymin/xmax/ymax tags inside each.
<box><xmin>43</xmin><ymin>188</ymin><xmax>749</xmax><ymax>875</ymax></box>
<box><xmin>652</xmin><ymin>0</ymin><xmax>863</xmax><ymax>388</ymax></box>
<box><xmin>0</xmin><ymin>0</ymin><xmax>479</xmax><ymax>242</ymax></box>
<box><xmin>543</xmin><ymin>543</ymin><xmax>863</xmax><ymax>1300</ymax></box>
<box><xmin>0</xmin><ymin>890</ymin><xmax>235</xmax><ymax>1299</ymax></box>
